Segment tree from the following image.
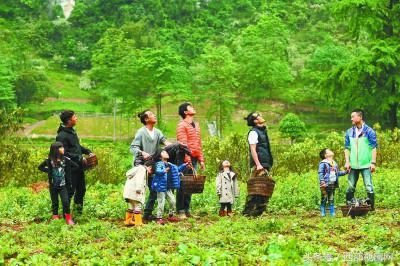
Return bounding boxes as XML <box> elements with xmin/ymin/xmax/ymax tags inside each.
<box><xmin>0</xmin><ymin>59</ymin><xmax>16</xmax><ymax>109</ymax></box>
<box><xmin>323</xmin><ymin>0</ymin><xmax>400</xmax><ymax>129</ymax></box>
<box><xmin>0</xmin><ymin>108</ymin><xmax>23</xmax><ymax>138</ymax></box>
<box><xmin>235</xmin><ymin>15</ymin><xmax>293</xmax><ymax>108</ymax></box>
<box><xmin>193</xmin><ymin>44</ymin><xmax>237</xmax><ymax>137</ymax></box>
<box><xmin>15</xmin><ymin>69</ymin><xmax>51</xmax><ymax>105</ymax></box>
<box><xmin>134</xmin><ymin>47</ymin><xmax>191</xmax><ymax>124</ymax></box>
<box><xmin>279</xmin><ymin>113</ymin><xmax>306</xmax><ymax>144</ymax></box>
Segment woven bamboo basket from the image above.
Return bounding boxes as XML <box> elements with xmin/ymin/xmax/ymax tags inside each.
<box><xmin>83</xmin><ymin>154</ymin><xmax>98</xmax><ymax>170</ymax></box>
<box><xmin>340</xmin><ymin>205</ymin><xmax>370</xmax><ymax>218</ymax></box>
<box><xmin>180</xmin><ymin>169</ymin><xmax>206</xmax><ymax>194</ymax></box>
<box><xmin>247</xmin><ymin>169</ymin><xmax>275</xmax><ymax>197</ymax></box>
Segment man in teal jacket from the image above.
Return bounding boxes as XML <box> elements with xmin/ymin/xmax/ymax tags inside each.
<box><xmin>344</xmin><ymin>109</ymin><xmax>377</xmax><ymax>210</ymax></box>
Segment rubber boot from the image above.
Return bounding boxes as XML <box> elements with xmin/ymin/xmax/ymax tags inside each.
<box><xmin>329</xmin><ymin>205</ymin><xmax>335</xmax><ymax>217</ymax></box>
<box><xmin>346</xmin><ymin>192</ymin><xmax>354</xmax><ymax>205</ymax></box>
<box><xmin>367</xmin><ymin>193</ymin><xmax>375</xmax><ymax>211</ymax></box>
<box><xmin>133</xmin><ymin>211</ymin><xmax>143</xmax><ymax>226</ymax></box>
<box><xmin>65</xmin><ymin>214</ymin><xmax>75</xmax><ymax>225</ymax></box>
<box><xmin>52</xmin><ymin>215</ymin><xmax>60</xmax><ymax>220</ymax></box>
<box><xmin>320</xmin><ymin>205</ymin><xmax>326</xmax><ymax>217</ymax></box>
<box><xmin>219</xmin><ymin>210</ymin><xmax>227</xmax><ymax>217</ymax></box>
<box><xmin>227</xmin><ymin>211</ymin><xmax>233</xmax><ymax>217</ymax></box>
<box><xmin>124</xmin><ymin>209</ymin><xmax>135</xmax><ymax>226</ymax></box>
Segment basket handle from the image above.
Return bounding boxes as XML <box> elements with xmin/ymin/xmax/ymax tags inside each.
<box><xmin>191</xmin><ymin>167</ymin><xmax>198</xmax><ymax>179</ymax></box>
<box><xmin>180</xmin><ymin>166</ymin><xmax>198</xmax><ymax>178</ymax></box>
<box><xmin>256</xmin><ymin>168</ymin><xmax>269</xmax><ymax>177</ymax></box>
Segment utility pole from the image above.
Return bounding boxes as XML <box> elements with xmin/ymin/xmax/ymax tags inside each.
<box><xmin>113</xmin><ymin>98</ymin><xmax>117</xmax><ymax>142</ymax></box>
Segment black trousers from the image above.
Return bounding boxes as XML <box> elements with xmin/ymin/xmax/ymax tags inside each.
<box><xmin>50</xmin><ymin>185</ymin><xmax>70</xmax><ymax>215</ymax></box>
<box><xmin>243</xmin><ymin>195</ymin><xmax>269</xmax><ymax>217</ymax></box>
<box><xmin>243</xmin><ymin>167</ymin><xmax>271</xmax><ymax>217</ymax></box>
<box><xmin>176</xmin><ymin>158</ymin><xmax>197</xmax><ymax>214</ymax></box>
<box><xmin>69</xmin><ymin>167</ymin><xmax>86</xmax><ymax>206</ymax></box>
<box><xmin>220</xmin><ymin>203</ymin><xmax>232</xmax><ymax>211</ymax></box>
<box><xmin>144</xmin><ymin>190</ymin><xmax>158</xmax><ymax>217</ymax></box>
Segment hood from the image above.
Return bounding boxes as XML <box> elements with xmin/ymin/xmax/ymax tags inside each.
<box><xmin>57</xmin><ymin>124</ymin><xmax>75</xmax><ymax>134</ymax></box>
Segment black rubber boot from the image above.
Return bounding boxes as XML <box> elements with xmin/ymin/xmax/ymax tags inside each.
<box><xmin>346</xmin><ymin>192</ymin><xmax>354</xmax><ymax>204</ymax></box>
<box><xmin>367</xmin><ymin>193</ymin><xmax>375</xmax><ymax>211</ymax></box>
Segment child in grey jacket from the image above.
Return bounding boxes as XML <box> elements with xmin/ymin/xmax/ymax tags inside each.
<box><xmin>216</xmin><ymin>160</ymin><xmax>239</xmax><ymax>217</ymax></box>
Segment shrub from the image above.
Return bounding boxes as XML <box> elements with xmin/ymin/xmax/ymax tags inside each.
<box><xmin>279</xmin><ymin>113</ymin><xmax>306</xmax><ymax>144</ymax></box>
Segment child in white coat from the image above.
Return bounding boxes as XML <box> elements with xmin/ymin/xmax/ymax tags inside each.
<box><xmin>216</xmin><ymin>160</ymin><xmax>239</xmax><ymax>217</ymax></box>
<box><xmin>123</xmin><ymin>160</ymin><xmax>154</xmax><ymax>226</ymax></box>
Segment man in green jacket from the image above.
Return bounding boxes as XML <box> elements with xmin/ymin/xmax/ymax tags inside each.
<box><xmin>344</xmin><ymin>109</ymin><xmax>378</xmax><ymax>210</ymax></box>
<box><xmin>56</xmin><ymin>110</ymin><xmax>95</xmax><ymax>215</ymax></box>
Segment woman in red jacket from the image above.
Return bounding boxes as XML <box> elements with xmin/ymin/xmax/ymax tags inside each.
<box><xmin>176</xmin><ymin>102</ymin><xmax>205</xmax><ymax>219</ymax></box>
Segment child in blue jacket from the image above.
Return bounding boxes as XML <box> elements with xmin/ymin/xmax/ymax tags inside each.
<box><xmin>318</xmin><ymin>148</ymin><xmax>348</xmax><ymax>217</ymax></box>
<box><xmin>151</xmin><ymin>149</ymin><xmax>188</xmax><ymax>224</ymax></box>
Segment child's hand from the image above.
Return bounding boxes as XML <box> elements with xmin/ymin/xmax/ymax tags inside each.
<box><xmin>165</xmin><ymin>167</ymin><xmax>170</xmax><ymax>173</ymax></box>
<box><xmin>320</xmin><ymin>181</ymin><xmax>327</xmax><ymax>188</ymax></box>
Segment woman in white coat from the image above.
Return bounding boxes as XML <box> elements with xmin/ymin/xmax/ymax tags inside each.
<box><xmin>216</xmin><ymin>160</ymin><xmax>239</xmax><ymax>217</ymax></box>
<box><xmin>123</xmin><ymin>160</ymin><xmax>154</xmax><ymax>226</ymax></box>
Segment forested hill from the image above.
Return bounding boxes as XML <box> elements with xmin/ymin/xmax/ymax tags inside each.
<box><xmin>1</xmin><ymin>0</ymin><xmax>399</xmax><ymax>131</ymax></box>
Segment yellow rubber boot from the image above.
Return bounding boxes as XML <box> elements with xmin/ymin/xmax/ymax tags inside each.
<box><xmin>133</xmin><ymin>211</ymin><xmax>143</xmax><ymax>226</ymax></box>
<box><xmin>125</xmin><ymin>209</ymin><xmax>135</xmax><ymax>226</ymax></box>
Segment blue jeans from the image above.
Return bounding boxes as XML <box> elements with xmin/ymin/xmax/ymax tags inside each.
<box><xmin>176</xmin><ymin>158</ymin><xmax>198</xmax><ymax>214</ymax></box>
<box><xmin>346</xmin><ymin>168</ymin><xmax>374</xmax><ymax>194</ymax></box>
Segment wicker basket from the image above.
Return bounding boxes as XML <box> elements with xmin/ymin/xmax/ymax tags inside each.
<box><xmin>83</xmin><ymin>154</ymin><xmax>98</xmax><ymax>170</ymax></box>
<box><xmin>340</xmin><ymin>205</ymin><xmax>370</xmax><ymax>218</ymax></box>
<box><xmin>180</xmin><ymin>169</ymin><xmax>206</xmax><ymax>194</ymax></box>
<box><xmin>247</xmin><ymin>169</ymin><xmax>275</xmax><ymax>197</ymax></box>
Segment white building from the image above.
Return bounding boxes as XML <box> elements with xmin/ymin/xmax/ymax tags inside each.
<box><xmin>57</xmin><ymin>0</ymin><xmax>75</xmax><ymax>19</ymax></box>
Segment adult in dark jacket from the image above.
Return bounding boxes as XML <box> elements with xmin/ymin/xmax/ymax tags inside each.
<box><xmin>56</xmin><ymin>110</ymin><xmax>95</xmax><ymax>215</ymax></box>
<box><xmin>242</xmin><ymin>112</ymin><xmax>274</xmax><ymax>217</ymax></box>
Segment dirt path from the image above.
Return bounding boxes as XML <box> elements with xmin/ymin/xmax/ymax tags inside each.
<box><xmin>45</xmin><ymin>97</ymin><xmax>90</xmax><ymax>103</ymax></box>
<box><xmin>19</xmin><ymin>120</ymin><xmax>47</xmax><ymax>137</ymax></box>
<box><xmin>23</xmin><ymin>133</ymin><xmax>131</xmax><ymax>140</ymax></box>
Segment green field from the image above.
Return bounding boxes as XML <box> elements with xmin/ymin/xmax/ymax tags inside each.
<box><xmin>46</xmin><ymin>67</ymin><xmax>91</xmax><ymax>99</ymax></box>
<box><xmin>1</xmin><ymin>171</ymin><xmax>399</xmax><ymax>265</ymax></box>
<box><xmin>2</xmin><ymin>1</ymin><xmax>400</xmax><ymax>265</ymax></box>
